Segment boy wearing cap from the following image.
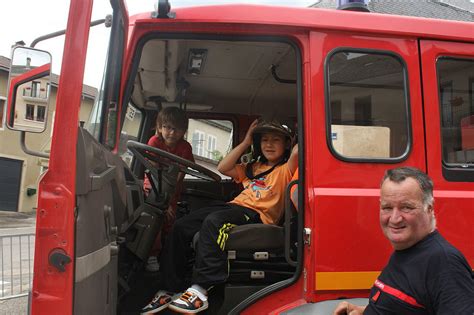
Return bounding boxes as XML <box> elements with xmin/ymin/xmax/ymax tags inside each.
<box><xmin>140</xmin><ymin>119</ymin><xmax>298</xmax><ymax>314</ymax></box>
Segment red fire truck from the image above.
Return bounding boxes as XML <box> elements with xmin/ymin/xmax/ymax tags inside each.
<box><xmin>5</xmin><ymin>0</ymin><xmax>474</xmax><ymax>314</ymax></box>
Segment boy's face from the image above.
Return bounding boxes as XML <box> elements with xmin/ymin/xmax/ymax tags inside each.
<box><xmin>260</xmin><ymin>132</ymin><xmax>287</xmax><ymax>165</ymax></box>
<box><xmin>158</xmin><ymin>122</ymin><xmax>185</xmax><ymax>148</ymax></box>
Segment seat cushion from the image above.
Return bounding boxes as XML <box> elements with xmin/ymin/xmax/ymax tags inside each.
<box><xmin>225</xmin><ymin>224</ymin><xmax>284</xmax><ymax>251</ymax></box>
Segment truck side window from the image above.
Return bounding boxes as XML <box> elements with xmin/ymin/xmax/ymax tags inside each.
<box><xmin>327</xmin><ymin>50</ymin><xmax>409</xmax><ymax>160</ymax></box>
<box><xmin>437</xmin><ymin>58</ymin><xmax>474</xmax><ymax>168</ymax></box>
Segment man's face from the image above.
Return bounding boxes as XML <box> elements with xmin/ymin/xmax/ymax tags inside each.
<box><xmin>379</xmin><ymin>178</ymin><xmax>434</xmax><ymax>250</ymax></box>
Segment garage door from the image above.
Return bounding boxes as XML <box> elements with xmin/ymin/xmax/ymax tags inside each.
<box><xmin>0</xmin><ymin>157</ymin><xmax>23</xmax><ymax>212</ymax></box>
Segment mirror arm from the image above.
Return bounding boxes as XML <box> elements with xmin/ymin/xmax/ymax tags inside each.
<box><xmin>20</xmin><ymin>16</ymin><xmax>112</xmax><ymax>156</ymax></box>
<box><xmin>30</xmin><ymin>17</ymin><xmax>111</xmax><ymax>48</ymax></box>
<box><xmin>20</xmin><ymin>131</ymin><xmax>50</xmax><ymax>159</ymax></box>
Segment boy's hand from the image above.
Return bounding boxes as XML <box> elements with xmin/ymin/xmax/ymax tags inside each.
<box><xmin>217</xmin><ymin>119</ymin><xmax>259</xmax><ymax>177</ymax></box>
<box><xmin>243</xmin><ymin>119</ymin><xmax>259</xmax><ymax>146</ymax></box>
<box><xmin>164</xmin><ymin>205</ymin><xmax>176</xmax><ymax>223</ymax></box>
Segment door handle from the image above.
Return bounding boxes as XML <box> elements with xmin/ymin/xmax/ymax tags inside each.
<box><xmin>49</xmin><ymin>248</ymin><xmax>72</xmax><ymax>272</ymax></box>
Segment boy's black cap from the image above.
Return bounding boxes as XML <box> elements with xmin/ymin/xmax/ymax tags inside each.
<box><xmin>252</xmin><ymin>121</ymin><xmax>291</xmax><ymax>139</ymax></box>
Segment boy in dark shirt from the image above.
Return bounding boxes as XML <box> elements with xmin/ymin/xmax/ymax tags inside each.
<box><xmin>144</xmin><ymin>107</ymin><xmax>194</xmax><ymax>272</ymax></box>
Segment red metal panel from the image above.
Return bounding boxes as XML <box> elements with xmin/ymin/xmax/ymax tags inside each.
<box><xmin>27</xmin><ymin>3</ymin><xmax>473</xmax><ymax>313</ymax></box>
<box><xmin>420</xmin><ymin>40</ymin><xmax>474</xmax><ymax>264</ymax></box>
<box><xmin>130</xmin><ymin>5</ymin><xmax>474</xmax><ymax>43</ymax></box>
<box><xmin>306</xmin><ymin>31</ymin><xmax>427</xmax><ymax>301</ymax></box>
<box><xmin>31</xmin><ymin>0</ymin><xmax>93</xmax><ymax>313</ymax></box>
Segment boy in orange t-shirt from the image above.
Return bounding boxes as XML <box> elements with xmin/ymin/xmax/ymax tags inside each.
<box><xmin>141</xmin><ymin>120</ymin><xmax>298</xmax><ymax>314</ymax></box>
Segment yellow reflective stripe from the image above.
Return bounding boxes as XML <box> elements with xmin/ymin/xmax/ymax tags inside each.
<box><xmin>221</xmin><ymin>232</ymin><xmax>227</xmax><ymax>250</ymax></box>
<box><xmin>315</xmin><ymin>271</ymin><xmax>380</xmax><ymax>290</ymax></box>
<box><xmin>217</xmin><ymin>224</ymin><xmax>226</xmax><ymax>247</ymax></box>
<box><xmin>216</xmin><ymin>223</ymin><xmax>236</xmax><ymax>250</ymax></box>
<box><xmin>216</xmin><ymin>225</ymin><xmax>225</xmax><ymax>245</ymax></box>
<box><xmin>217</xmin><ymin>223</ymin><xmax>231</xmax><ymax>246</ymax></box>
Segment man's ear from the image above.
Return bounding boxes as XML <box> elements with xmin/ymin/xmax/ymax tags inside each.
<box><xmin>426</xmin><ymin>203</ymin><xmax>434</xmax><ymax>214</ymax></box>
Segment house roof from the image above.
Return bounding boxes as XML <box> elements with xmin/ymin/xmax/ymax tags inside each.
<box><xmin>0</xmin><ymin>55</ymin><xmax>10</xmax><ymax>72</ymax></box>
<box><xmin>0</xmin><ymin>55</ymin><xmax>97</xmax><ymax>100</ymax></box>
<box><xmin>311</xmin><ymin>0</ymin><xmax>473</xmax><ymax>22</ymax></box>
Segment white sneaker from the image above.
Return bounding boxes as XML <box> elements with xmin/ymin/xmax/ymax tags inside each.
<box><xmin>146</xmin><ymin>256</ymin><xmax>160</xmax><ymax>272</ymax></box>
<box><xmin>140</xmin><ymin>290</ymin><xmax>177</xmax><ymax>314</ymax></box>
<box><xmin>168</xmin><ymin>288</ymin><xmax>208</xmax><ymax>313</ymax></box>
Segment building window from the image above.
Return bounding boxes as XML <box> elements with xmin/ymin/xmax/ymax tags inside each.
<box><xmin>24</xmin><ymin>104</ymin><xmax>46</xmax><ymax>122</ymax></box>
<box><xmin>25</xmin><ymin>104</ymin><xmax>35</xmax><ymax>120</ymax></box>
<box><xmin>206</xmin><ymin>135</ymin><xmax>217</xmax><ymax>159</ymax></box>
<box><xmin>327</xmin><ymin>50</ymin><xmax>409</xmax><ymax>160</ymax></box>
<box><xmin>0</xmin><ymin>97</ymin><xmax>5</xmax><ymax>130</ymax></box>
<box><xmin>437</xmin><ymin>57</ymin><xmax>474</xmax><ymax>167</ymax></box>
<box><xmin>36</xmin><ymin>105</ymin><xmax>46</xmax><ymax>122</ymax></box>
<box><xmin>31</xmin><ymin>81</ymin><xmax>41</xmax><ymax>98</ymax></box>
<box><xmin>192</xmin><ymin>130</ymin><xmax>205</xmax><ymax>156</ymax></box>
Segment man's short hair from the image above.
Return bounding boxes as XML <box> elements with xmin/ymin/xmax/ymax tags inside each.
<box><xmin>381</xmin><ymin>166</ymin><xmax>434</xmax><ymax>207</ymax></box>
<box><xmin>157</xmin><ymin>107</ymin><xmax>189</xmax><ymax>131</ymax></box>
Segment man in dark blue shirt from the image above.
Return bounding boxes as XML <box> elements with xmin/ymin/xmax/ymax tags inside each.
<box><xmin>333</xmin><ymin>167</ymin><xmax>474</xmax><ymax>315</ymax></box>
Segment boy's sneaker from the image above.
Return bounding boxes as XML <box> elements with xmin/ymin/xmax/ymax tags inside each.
<box><xmin>168</xmin><ymin>288</ymin><xmax>208</xmax><ymax>314</ymax></box>
<box><xmin>140</xmin><ymin>290</ymin><xmax>176</xmax><ymax>314</ymax></box>
<box><xmin>146</xmin><ymin>256</ymin><xmax>160</xmax><ymax>272</ymax></box>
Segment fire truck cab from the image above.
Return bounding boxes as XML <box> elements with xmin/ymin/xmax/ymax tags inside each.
<box><xmin>5</xmin><ymin>0</ymin><xmax>474</xmax><ymax>314</ymax></box>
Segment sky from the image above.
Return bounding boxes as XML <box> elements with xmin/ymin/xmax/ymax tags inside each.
<box><xmin>1</xmin><ymin>0</ymin><xmax>315</xmax><ymax>88</ymax></box>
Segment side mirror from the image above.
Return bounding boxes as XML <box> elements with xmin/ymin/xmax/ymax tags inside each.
<box><xmin>6</xmin><ymin>46</ymin><xmax>52</xmax><ymax>133</ymax></box>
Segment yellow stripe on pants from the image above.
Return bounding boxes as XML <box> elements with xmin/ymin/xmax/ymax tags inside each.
<box><xmin>217</xmin><ymin>223</ymin><xmax>236</xmax><ymax>250</ymax></box>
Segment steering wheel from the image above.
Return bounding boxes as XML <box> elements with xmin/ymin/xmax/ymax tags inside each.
<box><xmin>126</xmin><ymin>140</ymin><xmax>221</xmax><ymax>183</ymax></box>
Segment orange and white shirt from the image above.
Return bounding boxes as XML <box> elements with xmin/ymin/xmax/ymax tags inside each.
<box><xmin>230</xmin><ymin>162</ymin><xmax>293</xmax><ymax>225</ymax></box>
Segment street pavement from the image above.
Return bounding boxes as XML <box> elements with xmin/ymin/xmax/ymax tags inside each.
<box><xmin>0</xmin><ymin>211</ymin><xmax>36</xmax><ymax>230</ymax></box>
<box><xmin>0</xmin><ymin>296</ymin><xmax>28</xmax><ymax>315</ymax></box>
<box><xmin>0</xmin><ymin>211</ymin><xmax>36</xmax><ymax>314</ymax></box>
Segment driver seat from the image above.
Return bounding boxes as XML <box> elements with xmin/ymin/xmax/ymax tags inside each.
<box><xmin>192</xmin><ymin>180</ymin><xmax>298</xmax><ymax>285</ymax></box>
<box><xmin>226</xmin><ymin>179</ymin><xmax>298</xmax><ymax>283</ymax></box>
<box><xmin>212</xmin><ymin>180</ymin><xmax>299</xmax><ymax>314</ymax></box>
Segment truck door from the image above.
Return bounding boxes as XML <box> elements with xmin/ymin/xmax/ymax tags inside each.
<box><xmin>30</xmin><ymin>0</ymin><xmax>129</xmax><ymax>313</ymax></box>
<box><xmin>72</xmin><ymin>0</ymin><xmax>129</xmax><ymax>314</ymax></box>
<box><xmin>306</xmin><ymin>31</ymin><xmax>427</xmax><ymax>300</ymax></box>
<box><xmin>419</xmin><ymin>40</ymin><xmax>474</xmax><ymax>265</ymax></box>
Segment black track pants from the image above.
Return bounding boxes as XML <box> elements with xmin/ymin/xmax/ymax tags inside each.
<box><xmin>192</xmin><ymin>205</ymin><xmax>261</xmax><ymax>289</ymax></box>
<box><xmin>158</xmin><ymin>202</ymin><xmax>260</xmax><ymax>292</ymax></box>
